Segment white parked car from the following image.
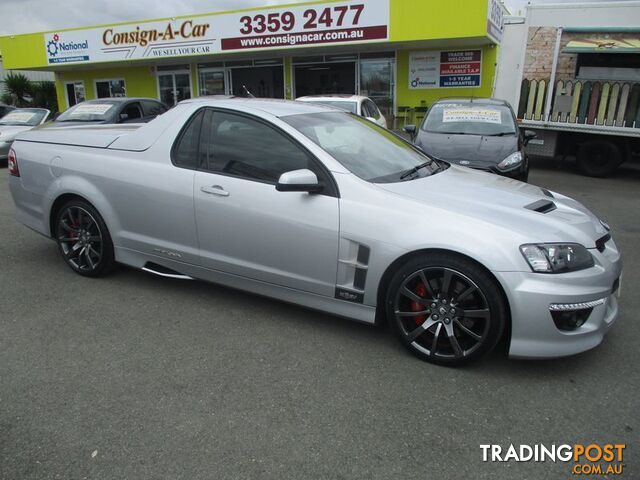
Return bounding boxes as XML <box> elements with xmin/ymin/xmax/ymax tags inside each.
<box><xmin>0</xmin><ymin>108</ymin><xmax>51</xmax><ymax>162</ymax></box>
<box><xmin>296</xmin><ymin>94</ymin><xmax>388</xmax><ymax>128</ymax></box>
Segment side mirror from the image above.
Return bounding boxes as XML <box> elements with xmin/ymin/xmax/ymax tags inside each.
<box><xmin>119</xmin><ymin>113</ymin><xmax>129</xmax><ymax>122</ymax></box>
<box><xmin>403</xmin><ymin>124</ymin><xmax>417</xmax><ymax>135</ymax></box>
<box><xmin>276</xmin><ymin>169</ymin><xmax>323</xmax><ymax>193</ymax></box>
<box><xmin>523</xmin><ymin>129</ymin><xmax>537</xmax><ymax>145</ymax></box>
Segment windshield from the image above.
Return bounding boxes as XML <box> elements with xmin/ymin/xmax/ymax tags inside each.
<box><xmin>302</xmin><ymin>100</ymin><xmax>357</xmax><ymax>114</ymax></box>
<box><xmin>56</xmin><ymin>101</ymin><xmax>117</xmax><ymax>122</ymax></box>
<box><xmin>422</xmin><ymin>103</ymin><xmax>517</xmax><ymax>136</ymax></box>
<box><xmin>0</xmin><ymin>109</ymin><xmax>47</xmax><ymax>126</ymax></box>
<box><xmin>283</xmin><ymin>112</ymin><xmax>446</xmax><ymax>183</ymax></box>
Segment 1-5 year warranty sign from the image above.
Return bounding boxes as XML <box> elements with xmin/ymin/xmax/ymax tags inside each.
<box><xmin>409</xmin><ymin>50</ymin><xmax>482</xmax><ymax>89</ymax></box>
<box><xmin>44</xmin><ymin>1</ymin><xmax>389</xmax><ymax>65</ymax></box>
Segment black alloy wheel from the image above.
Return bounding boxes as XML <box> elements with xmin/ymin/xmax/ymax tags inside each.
<box><xmin>386</xmin><ymin>253</ymin><xmax>506</xmax><ymax>366</ymax></box>
<box><xmin>55</xmin><ymin>200</ymin><xmax>115</xmax><ymax>277</ymax></box>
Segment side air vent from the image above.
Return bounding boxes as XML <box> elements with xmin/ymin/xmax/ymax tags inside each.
<box><xmin>595</xmin><ymin>234</ymin><xmax>610</xmax><ymax>253</ymax></box>
<box><xmin>335</xmin><ymin>240</ymin><xmax>370</xmax><ymax>303</ymax></box>
<box><xmin>525</xmin><ymin>199</ymin><xmax>557</xmax><ymax>214</ymax></box>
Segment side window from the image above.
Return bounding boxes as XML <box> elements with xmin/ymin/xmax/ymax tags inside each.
<box><xmin>202</xmin><ymin>111</ymin><xmax>315</xmax><ymax>183</ymax></box>
<box><xmin>364</xmin><ymin>100</ymin><xmax>381</xmax><ymax>120</ymax></box>
<box><xmin>122</xmin><ymin>102</ymin><xmax>143</xmax><ymax>121</ymax></box>
<box><xmin>360</xmin><ymin>101</ymin><xmax>372</xmax><ymax>118</ymax></box>
<box><xmin>142</xmin><ymin>100</ymin><xmax>167</xmax><ymax>117</ymax></box>
<box><xmin>172</xmin><ymin>110</ymin><xmax>204</xmax><ymax>169</ymax></box>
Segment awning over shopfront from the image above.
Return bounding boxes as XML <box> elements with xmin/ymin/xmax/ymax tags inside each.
<box><xmin>563</xmin><ymin>38</ymin><xmax>640</xmax><ymax>54</ymax></box>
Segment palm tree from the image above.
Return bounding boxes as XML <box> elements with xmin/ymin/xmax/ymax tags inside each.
<box><xmin>0</xmin><ymin>92</ymin><xmax>13</xmax><ymax>105</ymax></box>
<box><xmin>31</xmin><ymin>81</ymin><xmax>58</xmax><ymax>113</ymax></box>
<box><xmin>3</xmin><ymin>73</ymin><xmax>32</xmax><ymax>107</ymax></box>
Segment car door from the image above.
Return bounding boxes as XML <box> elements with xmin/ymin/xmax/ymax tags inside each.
<box><xmin>193</xmin><ymin>108</ymin><xmax>340</xmax><ymax>297</ymax></box>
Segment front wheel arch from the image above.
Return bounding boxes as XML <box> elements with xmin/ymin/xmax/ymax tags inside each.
<box><xmin>376</xmin><ymin>249</ymin><xmax>512</xmax><ymax>347</ymax></box>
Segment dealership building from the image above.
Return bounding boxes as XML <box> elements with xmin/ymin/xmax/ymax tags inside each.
<box><xmin>0</xmin><ymin>0</ymin><xmax>504</xmax><ymax>124</ymax></box>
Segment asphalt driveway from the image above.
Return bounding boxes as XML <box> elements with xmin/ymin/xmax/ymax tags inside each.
<box><xmin>0</xmin><ymin>159</ymin><xmax>638</xmax><ymax>479</ymax></box>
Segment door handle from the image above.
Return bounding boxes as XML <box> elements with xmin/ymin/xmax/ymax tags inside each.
<box><xmin>200</xmin><ymin>185</ymin><xmax>230</xmax><ymax>197</ymax></box>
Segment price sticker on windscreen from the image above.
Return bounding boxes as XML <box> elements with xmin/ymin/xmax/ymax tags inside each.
<box><xmin>442</xmin><ymin>108</ymin><xmax>501</xmax><ymax>124</ymax></box>
<box><xmin>70</xmin><ymin>103</ymin><xmax>114</xmax><ymax>116</ymax></box>
<box><xmin>2</xmin><ymin>111</ymin><xmax>38</xmax><ymax>123</ymax></box>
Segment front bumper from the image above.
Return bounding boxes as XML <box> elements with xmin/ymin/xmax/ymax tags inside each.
<box><xmin>494</xmin><ymin>238</ymin><xmax>622</xmax><ymax>359</ymax></box>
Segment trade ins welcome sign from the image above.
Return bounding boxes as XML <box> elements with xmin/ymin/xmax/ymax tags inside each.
<box><xmin>409</xmin><ymin>50</ymin><xmax>482</xmax><ymax>89</ymax></box>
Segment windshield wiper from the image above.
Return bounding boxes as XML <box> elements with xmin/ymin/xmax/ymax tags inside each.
<box><xmin>58</xmin><ymin>119</ymin><xmax>104</xmax><ymax>122</ymax></box>
<box><xmin>400</xmin><ymin>161</ymin><xmax>435</xmax><ymax>180</ymax></box>
<box><xmin>485</xmin><ymin>132</ymin><xmax>516</xmax><ymax>136</ymax></box>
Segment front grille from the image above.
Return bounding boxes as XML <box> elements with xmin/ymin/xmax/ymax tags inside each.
<box><xmin>595</xmin><ymin>234</ymin><xmax>611</xmax><ymax>253</ymax></box>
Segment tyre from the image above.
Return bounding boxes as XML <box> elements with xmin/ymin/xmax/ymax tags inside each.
<box><xmin>520</xmin><ymin>159</ymin><xmax>530</xmax><ymax>182</ymax></box>
<box><xmin>576</xmin><ymin>140</ymin><xmax>622</xmax><ymax>177</ymax></box>
<box><xmin>517</xmin><ymin>167</ymin><xmax>529</xmax><ymax>183</ymax></box>
<box><xmin>385</xmin><ymin>252</ymin><xmax>507</xmax><ymax>366</ymax></box>
<box><xmin>54</xmin><ymin>199</ymin><xmax>116</xmax><ymax>277</ymax></box>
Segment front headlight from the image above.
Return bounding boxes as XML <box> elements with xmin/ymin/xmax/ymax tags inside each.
<box><xmin>520</xmin><ymin>243</ymin><xmax>594</xmax><ymax>273</ymax></box>
<box><xmin>497</xmin><ymin>151</ymin><xmax>523</xmax><ymax>171</ymax></box>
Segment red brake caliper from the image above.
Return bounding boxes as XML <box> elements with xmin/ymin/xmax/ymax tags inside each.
<box><xmin>412</xmin><ymin>282</ymin><xmax>429</xmax><ymax>325</ymax></box>
<box><xmin>70</xmin><ymin>220</ymin><xmax>79</xmax><ymax>241</ymax></box>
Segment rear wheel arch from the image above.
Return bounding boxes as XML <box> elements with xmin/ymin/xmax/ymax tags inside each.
<box><xmin>376</xmin><ymin>249</ymin><xmax>512</xmax><ymax>334</ymax></box>
<box><xmin>49</xmin><ymin>194</ymin><xmax>108</xmax><ymax>238</ymax></box>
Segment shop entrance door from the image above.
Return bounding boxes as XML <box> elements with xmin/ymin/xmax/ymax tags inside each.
<box><xmin>359</xmin><ymin>58</ymin><xmax>395</xmax><ymax>121</ymax></box>
<box><xmin>198</xmin><ymin>69</ymin><xmax>229</xmax><ymax>96</ymax></box>
<box><xmin>230</xmin><ymin>66</ymin><xmax>284</xmax><ymax>98</ymax></box>
<box><xmin>294</xmin><ymin>62</ymin><xmax>356</xmax><ymax>97</ymax></box>
<box><xmin>158</xmin><ymin>71</ymin><xmax>192</xmax><ymax>106</ymax></box>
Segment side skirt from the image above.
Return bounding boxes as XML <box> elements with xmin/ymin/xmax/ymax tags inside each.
<box><xmin>115</xmin><ymin>247</ymin><xmax>377</xmax><ymax>325</ymax></box>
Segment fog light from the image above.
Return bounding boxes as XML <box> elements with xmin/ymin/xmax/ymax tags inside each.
<box><xmin>549</xmin><ymin>299</ymin><xmax>605</xmax><ymax>331</ymax></box>
<box><xmin>551</xmin><ymin>309</ymin><xmax>592</xmax><ymax>331</ymax></box>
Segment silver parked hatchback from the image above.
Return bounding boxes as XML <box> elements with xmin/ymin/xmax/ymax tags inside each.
<box><xmin>8</xmin><ymin>98</ymin><xmax>622</xmax><ymax>365</ymax></box>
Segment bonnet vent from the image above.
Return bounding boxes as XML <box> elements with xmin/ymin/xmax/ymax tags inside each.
<box><xmin>525</xmin><ymin>199</ymin><xmax>557</xmax><ymax>214</ymax></box>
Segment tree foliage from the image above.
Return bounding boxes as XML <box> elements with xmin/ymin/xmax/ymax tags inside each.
<box><xmin>2</xmin><ymin>73</ymin><xmax>59</xmax><ymax>112</ymax></box>
<box><xmin>3</xmin><ymin>73</ymin><xmax>32</xmax><ymax>107</ymax></box>
<box><xmin>31</xmin><ymin>81</ymin><xmax>58</xmax><ymax>112</ymax></box>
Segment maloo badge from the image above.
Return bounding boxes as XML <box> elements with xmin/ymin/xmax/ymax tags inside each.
<box><xmin>335</xmin><ymin>287</ymin><xmax>364</xmax><ymax>304</ymax></box>
<box><xmin>153</xmin><ymin>248</ymin><xmax>182</xmax><ymax>258</ymax></box>
<box><xmin>460</xmin><ymin>160</ymin><xmax>471</xmax><ymax>165</ymax></box>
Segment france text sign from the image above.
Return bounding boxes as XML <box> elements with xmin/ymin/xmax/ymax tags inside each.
<box><xmin>409</xmin><ymin>49</ymin><xmax>482</xmax><ymax>89</ymax></box>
